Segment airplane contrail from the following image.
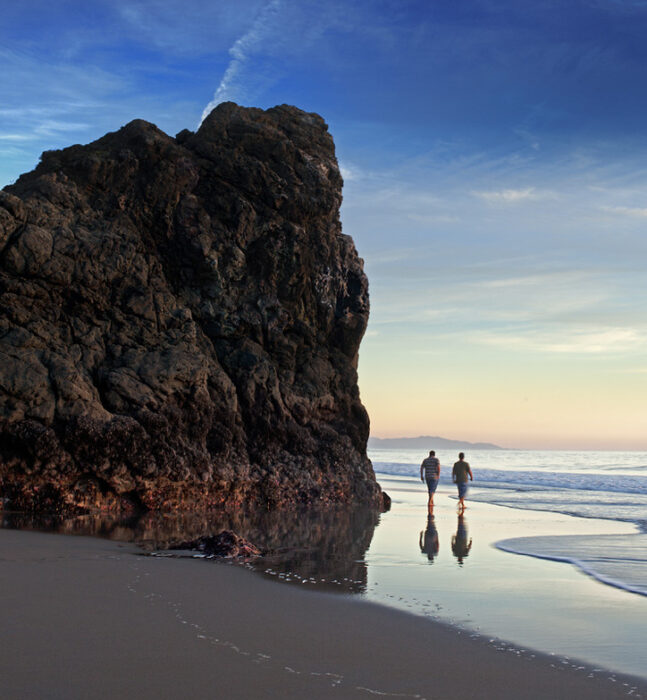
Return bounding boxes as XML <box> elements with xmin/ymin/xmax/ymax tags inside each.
<box><xmin>200</xmin><ymin>0</ymin><xmax>282</xmax><ymax>124</ymax></box>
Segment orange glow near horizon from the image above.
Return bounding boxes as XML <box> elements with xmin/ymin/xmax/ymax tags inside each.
<box><xmin>358</xmin><ymin>334</ymin><xmax>647</xmax><ymax>451</ymax></box>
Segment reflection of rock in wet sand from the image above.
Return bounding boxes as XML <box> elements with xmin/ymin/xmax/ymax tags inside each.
<box><xmin>256</xmin><ymin>507</ymin><xmax>379</xmax><ymax>593</ymax></box>
<box><xmin>2</xmin><ymin>505</ymin><xmax>379</xmax><ymax>593</ymax></box>
<box><xmin>451</xmin><ymin>515</ymin><xmax>472</xmax><ymax>565</ymax></box>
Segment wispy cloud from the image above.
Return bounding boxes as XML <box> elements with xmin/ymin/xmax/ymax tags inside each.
<box><xmin>478</xmin><ymin>271</ymin><xmax>593</xmax><ymax>289</ymax></box>
<box><xmin>0</xmin><ymin>133</ymin><xmax>36</xmax><ymax>142</ymax></box>
<box><xmin>471</xmin><ymin>326</ymin><xmax>646</xmax><ymax>355</ymax></box>
<box><xmin>406</xmin><ymin>212</ymin><xmax>460</xmax><ymax>224</ymax></box>
<box><xmin>339</xmin><ymin>161</ymin><xmax>370</xmax><ymax>182</ymax></box>
<box><xmin>600</xmin><ymin>205</ymin><xmax>647</xmax><ymax>217</ymax></box>
<box><xmin>39</xmin><ymin>120</ymin><xmax>92</xmax><ymax>134</ymax></box>
<box><xmin>116</xmin><ymin>1</ymin><xmax>263</xmax><ymax>56</ymax></box>
<box><xmin>201</xmin><ymin>0</ymin><xmax>283</xmax><ymax>123</ymax></box>
<box><xmin>472</xmin><ymin>187</ymin><xmax>542</xmax><ymax>203</ymax></box>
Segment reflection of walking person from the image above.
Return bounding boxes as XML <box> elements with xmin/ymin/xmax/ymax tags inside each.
<box><xmin>419</xmin><ymin>515</ymin><xmax>439</xmax><ymax>563</ymax></box>
<box><xmin>451</xmin><ymin>515</ymin><xmax>472</xmax><ymax>565</ymax></box>
<box><xmin>452</xmin><ymin>452</ymin><xmax>473</xmax><ymax>514</ymax></box>
<box><xmin>420</xmin><ymin>450</ymin><xmax>440</xmax><ymax>514</ymax></box>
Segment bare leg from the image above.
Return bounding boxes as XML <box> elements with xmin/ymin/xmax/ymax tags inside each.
<box><xmin>428</xmin><ymin>494</ymin><xmax>434</xmax><ymax>514</ymax></box>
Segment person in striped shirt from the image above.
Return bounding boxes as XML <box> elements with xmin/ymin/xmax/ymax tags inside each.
<box><xmin>420</xmin><ymin>450</ymin><xmax>440</xmax><ymax>514</ymax></box>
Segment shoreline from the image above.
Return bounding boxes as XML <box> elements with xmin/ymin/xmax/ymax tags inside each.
<box><xmin>3</xmin><ymin>468</ymin><xmax>646</xmax><ymax>681</ymax></box>
<box><xmin>365</xmin><ymin>474</ymin><xmax>647</xmax><ymax>677</ymax></box>
<box><xmin>495</xmin><ymin>532</ymin><xmax>647</xmax><ymax>598</ymax></box>
<box><xmin>2</xmin><ymin>527</ymin><xmax>646</xmax><ymax>699</ymax></box>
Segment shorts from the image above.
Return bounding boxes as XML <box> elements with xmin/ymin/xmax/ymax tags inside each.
<box><xmin>425</xmin><ymin>477</ymin><xmax>439</xmax><ymax>494</ymax></box>
<box><xmin>457</xmin><ymin>481</ymin><xmax>468</xmax><ymax>499</ymax></box>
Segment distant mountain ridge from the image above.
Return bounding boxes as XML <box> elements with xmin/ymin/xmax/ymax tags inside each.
<box><xmin>368</xmin><ymin>436</ymin><xmax>504</xmax><ymax>450</ymax></box>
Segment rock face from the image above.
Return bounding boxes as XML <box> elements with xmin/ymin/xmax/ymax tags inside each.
<box><xmin>0</xmin><ymin>102</ymin><xmax>382</xmax><ymax>513</ymax></box>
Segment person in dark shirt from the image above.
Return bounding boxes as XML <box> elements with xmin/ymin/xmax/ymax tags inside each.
<box><xmin>420</xmin><ymin>450</ymin><xmax>440</xmax><ymax>514</ymax></box>
<box><xmin>452</xmin><ymin>452</ymin><xmax>473</xmax><ymax>514</ymax></box>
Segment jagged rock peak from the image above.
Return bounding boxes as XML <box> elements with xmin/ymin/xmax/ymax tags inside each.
<box><xmin>0</xmin><ymin>102</ymin><xmax>382</xmax><ymax>513</ymax></box>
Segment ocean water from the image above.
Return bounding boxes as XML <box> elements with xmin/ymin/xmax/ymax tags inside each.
<box><xmin>370</xmin><ymin>448</ymin><xmax>647</xmax><ymax>598</ymax></box>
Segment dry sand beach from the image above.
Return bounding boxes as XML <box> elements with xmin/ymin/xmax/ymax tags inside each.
<box><xmin>2</xmin><ymin>524</ymin><xmax>646</xmax><ymax>700</ymax></box>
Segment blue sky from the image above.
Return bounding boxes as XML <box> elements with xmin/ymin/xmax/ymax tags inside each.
<box><xmin>3</xmin><ymin>0</ymin><xmax>647</xmax><ymax>447</ymax></box>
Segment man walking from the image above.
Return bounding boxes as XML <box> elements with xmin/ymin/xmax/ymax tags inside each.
<box><xmin>420</xmin><ymin>450</ymin><xmax>440</xmax><ymax>514</ymax></box>
<box><xmin>452</xmin><ymin>452</ymin><xmax>473</xmax><ymax>514</ymax></box>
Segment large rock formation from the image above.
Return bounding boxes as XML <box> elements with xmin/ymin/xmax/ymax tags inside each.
<box><xmin>0</xmin><ymin>102</ymin><xmax>382</xmax><ymax>513</ymax></box>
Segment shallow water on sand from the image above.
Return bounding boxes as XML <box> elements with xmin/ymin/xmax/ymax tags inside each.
<box><xmin>360</xmin><ymin>473</ymin><xmax>647</xmax><ymax>681</ymax></box>
<box><xmin>371</xmin><ymin>447</ymin><xmax>647</xmax><ymax>601</ymax></box>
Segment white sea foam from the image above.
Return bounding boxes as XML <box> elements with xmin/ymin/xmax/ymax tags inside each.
<box><xmin>370</xmin><ymin>447</ymin><xmax>647</xmax><ymax>475</ymax></box>
<box><xmin>496</xmin><ymin>534</ymin><xmax>647</xmax><ymax>597</ymax></box>
<box><xmin>370</xmin><ymin>449</ymin><xmax>647</xmax><ymax>524</ymax></box>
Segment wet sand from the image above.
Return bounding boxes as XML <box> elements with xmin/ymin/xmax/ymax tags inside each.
<box><xmin>361</xmin><ymin>475</ymin><xmax>647</xmax><ymax>679</ymax></box>
<box><xmin>2</xmin><ymin>528</ymin><xmax>645</xmax><ymax>699</ymax></box>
